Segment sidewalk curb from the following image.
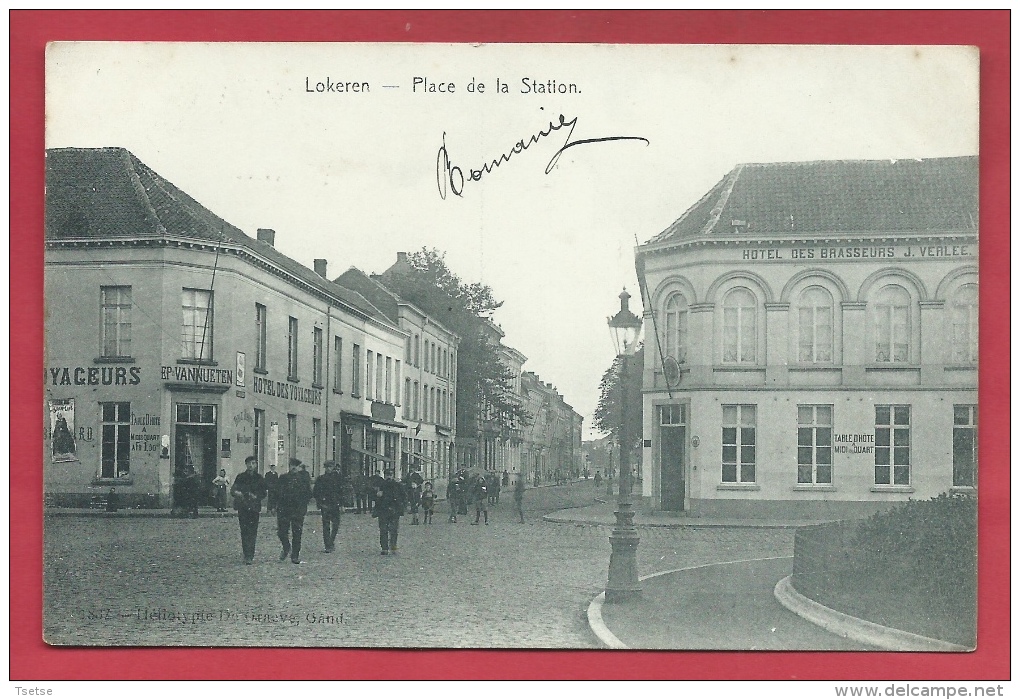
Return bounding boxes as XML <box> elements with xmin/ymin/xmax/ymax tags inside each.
<box><xmin>586</xmin><ymin>556</ymin><xmax>791</xmax><ymax>649</ymax></box>
<box><xmin>543</xmin><ymin>508</ymin><xmax>815</xmax><ymax>529</ymax></box>
<box><xmin>773</xmin><ymin>576</ymin><xmax>970</xmax><ymax>652</ymax></box>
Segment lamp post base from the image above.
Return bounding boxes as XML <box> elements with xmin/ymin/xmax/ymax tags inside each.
<box><xmin>605</xmin><ymin>527</ymin><xmax>641</xmax><ymax>603</ymax></box>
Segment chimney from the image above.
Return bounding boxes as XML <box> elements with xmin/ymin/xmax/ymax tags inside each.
<box><xmin>313</xmin><ymin>259</ymin><xmax>328</xmax><ymax>278</ymax></box>
<box><xmin>396</xmin><ymin>251</ymin><xmax>408</xmax><ymax>264</ymax></box>
<box><xmin>256</xmin><ymin>228</ymin><xmax>276</xmax><ymax>246</ymax></box>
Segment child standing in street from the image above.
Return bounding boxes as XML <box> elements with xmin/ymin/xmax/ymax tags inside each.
<box><xmin>212</xmin><ymin>469</ymin><xmax>231</xmax><ymax>512</ymax></box>
<box><xmin>421</xmin><ymin>481</ymin><xmax>436</xmax><ymax>524</ymax></box>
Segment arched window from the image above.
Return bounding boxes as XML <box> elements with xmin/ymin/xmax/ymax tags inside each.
<box><xmin>797</xmin><ymin>286</ymin><xmax>834</xmax><ymax>363</ymax></box>
<box><xmin>872</xmin><ymin>285</ymin><xmax>910</xmax><ymax>363</ymax></box>
<box><xmin>722</xmin><ymin>287</ymin><xmax>756</xmax><ymax>363</ymax></box>
<box><xmin>951</xmin><ymin>284</ymin><xmax>978</xmax><ymax>364</ymax></box>
<box><xmin>664</xmin><ymin>292</ymin><xmax>689</xmax><ymax>363</ymax></box>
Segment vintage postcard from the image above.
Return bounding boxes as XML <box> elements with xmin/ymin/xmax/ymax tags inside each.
<box><xmin>42</xmin><ymin>42</ymin><xmax>980</xmax><ymax>652</ymax></box>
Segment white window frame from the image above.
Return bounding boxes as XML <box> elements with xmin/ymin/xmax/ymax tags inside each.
<box><xmin>721</xmin><ymin>404</ymin><xmax>756</xmax><ymax>483</ymax></box>
<box><xmin>953</xmin><ymin>405</ymin><xmax>977</xmax><ymax>487</ymax></box>
<box><xmin>100</xmin><ymin>286</ymin><xmax>132</xmax><ymax>358</ymax></box>
<box><xmin>951</xmin><ymin>284</ymin><xmax>978</xmax><ymax>365</ymax></box>
<box><xmin>797</xmin><ymin>287</ymin><xmax>834</xmax><ymax>363</ymax></box>
<box><xmin>181</xmin><ymin>288</ymin><xmax>213</xmax><ymax>361</ymax></box>
<box><xmin>722</xmin><ymin>288</ymin><xmax>757</xmax><ymax>364</ymax></box>
<box><xmin>797</xmin><ymin>405</ymin><xmax>833</xmax><ymax>484</ymax></box>
<box><xmin>875</xmin><ymin>405</ymin><xmax>910</xmax><ymax>485</ymax></box>
<box><xmin>872</xmin><ymin>285</ymin><xmax>911</xmax><ymax>363</ymax></box>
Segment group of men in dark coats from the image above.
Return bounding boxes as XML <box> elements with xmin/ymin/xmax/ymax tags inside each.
<box><xmin>229</xmin><ymin>457</ymin><xmax>409</xmax><ymax>564</ymax></box>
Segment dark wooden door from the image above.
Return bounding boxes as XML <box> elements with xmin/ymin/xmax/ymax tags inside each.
<box><xmin>660</xmin><ymin>426</ymin><xmax>685</xmax><ymax>511</ymax></box>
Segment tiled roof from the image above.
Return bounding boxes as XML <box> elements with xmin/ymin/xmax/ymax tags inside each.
<box><xmin>45</xmin><ymin>147</ymin><xmax>393</xmax><ymax>327</ymax></box>
<box><xmin>648</xmin><ymin>156</ymin><xmax>978</xmax><ymax>243</ymax></box>
<box><xmin>334</xmin><ymin>268</ymin><xmax>400</xmax><ymax>325</ymax></box>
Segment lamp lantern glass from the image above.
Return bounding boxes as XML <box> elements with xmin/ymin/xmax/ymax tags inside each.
<box><xmin>608</xmin><ymin>288</ymin><xmax>642</xmax><ymax>357</ymax></box>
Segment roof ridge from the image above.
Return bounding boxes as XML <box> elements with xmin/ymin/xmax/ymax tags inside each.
<box><xmin>647</xmin><ymin>168</ymin><xmax>734</xmax><ymax>244</ymax></box>
<box><xmin>121</xmin><ymin>149</ymin><xmax>164</xmax><ymax>234</ymax></box>
<box><xmin>700</xmin><ymin>163</ymin><xmax>744</xmax><ymax>237</ymax></box>
<box><xmin>131</xmin><ymin>154</ymin><xmax>240</xmax><ymax>242</ymax></box>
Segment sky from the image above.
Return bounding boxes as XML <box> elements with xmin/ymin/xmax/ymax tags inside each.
<box><xmin>45</xmin><ymin>43</ymin><xmax>978</xmax><ymax>439</ymax></box>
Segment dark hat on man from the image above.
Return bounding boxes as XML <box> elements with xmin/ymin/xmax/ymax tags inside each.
<box><xmin>324</xmin><ymin>460</ymin><xmax>339</xmax><ymax>469</ymax></box>
<box><xmin>289</xmin><ymin>457</ymin><xmax>303</xmax><ymax>467</ymax></box>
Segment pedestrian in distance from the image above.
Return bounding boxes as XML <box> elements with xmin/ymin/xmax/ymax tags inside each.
<box><xmin>456</xmin><ymin>471</ymin><xmax>469</xmax><ymax>516</ymax></box>
<box><xmin>446</xmin><ymin>476</ymin><xmax>459</xmax><ymax>523</ymax></box>
<box><xmin>502</xmin><ymin>469</ymin><xmax>509</xmax><ymax>488</ymax></box>
<box><xmin>276</xmin><ymin>457</ymin><xmax>312</xmax><ymax>564</ymax></box>
<box><xmin>491</xmin><ymin>472</ymin><xmax>501</xmax><ymax>505</ymax></box>
<box><xmin>373</xmin><ymin>466</ymin><xmax>406</xmax><ymax>554</ymax></box>
<box><xmin>472</xmin><ymin>474</ymin><xmax>489</xmax><ymax>525</ymax></box>
<box><xmin>263</xmin><ymin>464</ymin><xmax>279</xmax><ymax>515</ymax></box>
<box><xmin>514</xmin><ymin>477</ymin><xmax>526</xmax><ymax>524</ymax></box>
<box><xmin>105</xmin><ymin>487</ymin><xmax>119</xmax><ymax>513</ymax></box>
<box><xmin>594</xmin><ymin>471</ymin><xmax>603</xmax><ymax>488</ymax></box>
<box><xmin>420</xmin><ymin>481</ymin><xmax>436</xmax><ymax>524</ymax></box>
<box><xmin>231</xmin><ymin>456</ymin><xmax>266</xmax><ymax>565</ymax></box>
<box><xmin>212</xmin><ymin>469</ymin><xmax>230</xmax><ymax>512</ymax></box>
<box><xmin>313</xmin><ymin>460</ymin><xmax>344</xmax><ymax>553</ymax></box>
<box><xmin>182</xmin><ymin>467</ymin><xmax>201</xmax><ymax>518</ymax></box>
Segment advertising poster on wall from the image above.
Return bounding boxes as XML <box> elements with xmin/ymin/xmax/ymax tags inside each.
<box><xmin>48</xmin><ymin>398</ymin><xmax>77</xmax><ymax>462</ymax></box>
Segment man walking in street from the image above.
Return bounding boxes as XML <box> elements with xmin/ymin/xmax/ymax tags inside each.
<box><xmin>276</xmin><ymin>457</ymin><xmax>312</xmax><ymax>564</ymax></box>
<box><xmin>472</xmin><ymin>473</ymin><xmax>489</xmax><ymax>525</ymax></box>
<box><xmin>514</xmin><ymin>477</ymin><xmax>526</xmax><ymax>524</ymax></box>
<box><xmin>231</xmin><ymin>456</ymin><xmax>266</xmax><ymax>564</ymax></box>
<box><xmin>313</xmin><ymin>460</ymin><xmax>344</xmax><ymax>553</ymax></box>
<box><xmin>373</xmin><ymin>466</ymin><xmax>406</xmax><ymax>555</ymax></box>
<box><xmin>263</xmin><ymin>464</ymin><xmax>279</xmax><ymax>515</ymax></box>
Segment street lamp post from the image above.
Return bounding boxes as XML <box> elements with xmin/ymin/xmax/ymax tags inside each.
<box><xmin>605</xmin><ymin>288</ymin><xmax>642</xmax><ymax>603</ymax></box>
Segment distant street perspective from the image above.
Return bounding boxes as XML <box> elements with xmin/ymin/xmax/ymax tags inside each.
<box><xmin>46</xmin><ymin>482</ymin><xmax>802</xmax><ymax>648</ymax></box>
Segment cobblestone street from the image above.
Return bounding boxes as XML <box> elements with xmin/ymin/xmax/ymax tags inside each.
<box><xmin>44</xmin><ymin>482</ymin><xmax>794</xmax><ymax>648</ymax></box>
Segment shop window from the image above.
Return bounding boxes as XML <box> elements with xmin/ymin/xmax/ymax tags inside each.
<box><xmin>722</xmin><ymin>288</ymin><xmax>757</xmax><ymax>364</ymax></box>
<box><xmin>953</xmin><ymin>405</ymin><xmax>977</xmax><ymax>487</ymax></box>
<box><xmin>100</xmin><ymin>401</ymin><xmax>130</xmax><ymax>478</ymax></box>
<box><xmin>254</xmin><ymin>303</ymin><xmax>267</xmax><ymax>371</ymax></box>
<box><xmin>872</xmin><ymin>285</ymin><xmax>910</xmax><ymax>363</ymax></box>
<box><xmin>287</xmin><ymin>316</ymin><xmax>299</xmax><ymax>380</ymax></box>
<box><xmin>182</xmin><ymin>288</ymin><xmax>213</xmax><ymax>361</ymax></box>
<box><xmin>797</xmin><ymin>405</ymin><xmax>833</xmax><ymax>484</ymax></box>
<box><xmin>664</xmin><ymin>292</ymin><xmax>689</xmax><ymax>363</ymax></box>
<box><xmin>875</xmin><ymin>405</ymin><xmax>910</xmax><ymax>485</ymax></box>
<box><xmin>100</xmin><ymin>286</ymin><xmax>132</xmax><ymax>358</ymax></box>
<box><xmin>951</xmin><ymin>284</ymin><xmax>978</xmax><ymax>364</ymax></box>
<box><xmin>797</xmin><ymin>287</ymin><xmax>834</xmax><ymax>363</ymax></box>
<box><xmin>721</xmin><ymin>405</ymin><xmax>756</xmax><ymax>483</ymax></box>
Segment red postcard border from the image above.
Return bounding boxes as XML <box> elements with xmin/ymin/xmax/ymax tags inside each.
<box><xmin>11</xmin><ymin>10</ymin><xmax>1009</xmax><ymax>681</ymax></box>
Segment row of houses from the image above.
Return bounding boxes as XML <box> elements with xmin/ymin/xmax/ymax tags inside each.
<box><xmin>43</xmin><ymin>147</ymin><xmax>580</xmax><ymax>507</ymax></box>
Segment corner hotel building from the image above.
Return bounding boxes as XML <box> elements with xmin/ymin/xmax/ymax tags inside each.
<box><xmin>636</xmin><ymin>157</ymin><xmax>978</xmax><ymax>519</ymax></box>
<box><xmin>44</xmin><ymin>147</ymin><xmax>414</xmax><ymax>507</ymax></box>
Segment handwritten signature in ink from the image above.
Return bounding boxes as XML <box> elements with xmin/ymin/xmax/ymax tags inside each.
<box><xmin>436</xmin><ymin>114</ymin><xmax>649</xmax><ymax>199</ymax></box>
